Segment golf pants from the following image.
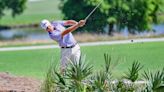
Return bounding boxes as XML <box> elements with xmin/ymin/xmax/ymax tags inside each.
<box><xmin>60</xmin><ymin>44</ymin><xmax>81</xmax><ymax>70</ymax></box>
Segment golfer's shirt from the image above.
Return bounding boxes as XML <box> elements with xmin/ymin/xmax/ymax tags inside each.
<box><xmin>48</xmin><ymin>21</ymin><xmax>77</xmax><ymax>48</ymax></box>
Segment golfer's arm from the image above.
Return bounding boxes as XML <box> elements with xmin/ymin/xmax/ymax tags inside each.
<box><xmin>64</xmin><ymin>20</ymin><xmax>78</xmax><ymax>26</ymax></box>
<box><xmin>61</xmin><ymin>24</ymin><xmax>79</xmax><ymax>37</ymax></box>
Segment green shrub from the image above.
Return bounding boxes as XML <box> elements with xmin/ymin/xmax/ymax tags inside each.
<box><xmin>42</xmin><ymin>53</ymin><xmax>164</xmax><ymax>92</ymax></box>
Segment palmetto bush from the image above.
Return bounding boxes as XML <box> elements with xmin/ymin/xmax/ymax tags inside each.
<box><xmin>142</xmin><ymin>68</ymin><xmax>164</xmax><ymax>92</ymax></box>
<box><xmin>42</xmin><ymin>53</ymin><xmax>164</xmax><ymax>92</ymax></box>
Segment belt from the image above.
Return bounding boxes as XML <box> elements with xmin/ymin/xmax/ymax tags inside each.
<box><xmin>61</xmin><ymin>43</ymin><xmax>77</xmax><ymax>49</ymax></box>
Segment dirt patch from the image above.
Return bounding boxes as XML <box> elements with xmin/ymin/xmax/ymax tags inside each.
<box><xmin>0</xmin><ymin>72</ymin><xmax>41</xmax><ymax>92</ymax></box>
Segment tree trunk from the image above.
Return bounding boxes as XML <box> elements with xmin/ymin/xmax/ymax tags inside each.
<box><xmin>108</xmin><ymin>23</ymin><xmax>114</xmax><ymax>36</ymax></box>
<box><xmin>128</xmin><ymin>28</ymin><xmax>136</xmax><ymax>35</ymax></box>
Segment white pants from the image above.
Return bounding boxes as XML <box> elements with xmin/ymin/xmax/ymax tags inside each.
<box><xmin>60</xmin><ymin>44</ymin><xmax>81</xmax><ymax>70</ymax></box>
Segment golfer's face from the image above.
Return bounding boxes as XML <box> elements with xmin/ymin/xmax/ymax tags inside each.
<box><xmin>46</xmin><ymin>25</ymin><xmax>54</xmax><ymax>32</ymax></box>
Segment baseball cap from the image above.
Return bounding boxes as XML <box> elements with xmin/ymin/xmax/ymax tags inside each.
<box><xmin>40</xmin><ymin>19</ymin><xmax>51</xmax><ymax>30</ymax></box>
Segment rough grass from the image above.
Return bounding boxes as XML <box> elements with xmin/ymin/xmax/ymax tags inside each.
<box><xmin>0</xmin><ymin>42</ymin><xmax>163</xmax><ymax>79</ymax></box>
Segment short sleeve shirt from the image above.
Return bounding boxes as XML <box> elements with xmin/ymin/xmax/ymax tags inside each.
<box><xmin>48</xmin><ymin>21</ymin><xmax>77</xmax><ymax>47</ymax></box>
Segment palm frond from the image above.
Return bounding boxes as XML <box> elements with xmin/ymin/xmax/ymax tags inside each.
<box><xmin>54</xmin><ymin>71</ymin><xmax>66</xmax><ymax>86</ymax></box>
<box><xmin>143</xmin><ymin>68</ymin><xmax>164</xmax><ymax>91</ymax></box>
<box><xmin>63</xmin><ymin>54</ymin><xmax>93</xmax><ymax>91</ymax></box>
<box><xmin>66</xmin><ymin>54</ymin><xmax>93</xmax><ymax>82</ymax></box>
<box><xmin>124</xmin><ymin>61</ymin><xmax>143</xmax><ymax>82</ymax></box>
<box><xmin>91</xmin><ymin>71</ymin><xmax>110</xmax><ymax>92</ymax></box>
<box><xmin>104</xmin><ymin>53</ymin><xmax>112</xmax><ymax>73</ymax></box>
<box><xmin>42</xmin><ymin>53</ymin><xmax>164</xmax><ymax>92</ymax></box>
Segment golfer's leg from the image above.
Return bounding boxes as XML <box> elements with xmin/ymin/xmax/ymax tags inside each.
<box><xmin>60</xmin><ymin>48</ymin><xmax>71</xmax><ymax>73</ymax></box>
<box><xmin>71</xmin><ymin>44</ymin><xmax>81</xmax><ymax>64</ymax></box>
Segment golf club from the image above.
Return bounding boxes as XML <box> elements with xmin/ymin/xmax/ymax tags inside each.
<box><xmin>84</xmin><ymin>0</ymin><xmax>104</xmax><ymax>21</ymax></box>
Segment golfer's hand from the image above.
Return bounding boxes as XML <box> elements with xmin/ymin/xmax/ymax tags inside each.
<box><xmin>78</xmin><ymin>20</ymin><xmax>86</xmax><ymax>27</ymax></box>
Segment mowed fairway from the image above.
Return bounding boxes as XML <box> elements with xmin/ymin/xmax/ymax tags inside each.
<box><xmin>0</xmin><ymin>42</ymin><xmax>163</xmax><ymax>79</ymax></box>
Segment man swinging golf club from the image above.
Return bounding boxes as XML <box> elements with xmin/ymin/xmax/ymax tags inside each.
<box><xmin>40</xmin><ymin>0</ymin><xmax>103</xmax><ymax>73</ymax></box>
<box><xmin>40</xmin><ymin>19</ymin><xmax>86</xmax><ymax>73</ymax></box>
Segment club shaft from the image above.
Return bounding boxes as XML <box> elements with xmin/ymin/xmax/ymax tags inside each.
<box><xmin>85</xmin><ymin>0</ymin><xmax>103</xmax><ymax>21</ymax></box>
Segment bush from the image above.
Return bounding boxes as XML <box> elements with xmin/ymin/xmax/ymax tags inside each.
<box><xmin>41</xmin><ymin>53</ymin><xmax>164</xmax><ymax>92</ymax></box>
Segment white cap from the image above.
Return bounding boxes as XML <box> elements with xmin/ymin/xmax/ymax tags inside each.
<box><xmin>40</xmin><ymin>19</ymin><xmax>51</xmax><ymax>30</ymax></box>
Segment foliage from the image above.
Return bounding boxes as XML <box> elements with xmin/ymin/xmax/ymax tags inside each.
<box><xmin>42</xmin><ymin>54</ymin><xmax>113</xmax><ymax>92</ymax></box>
<box><xmin>112</xmin><ymin>61</ymin><xmax>144</xmax><ymax>92</ymax></box>
<box><xmin>41</xmin><ymin>62</ymin><xmax>56</xmax><ymax>92</ymax></box>
<box><xmin>124</xmin><ymin>61</ymin><xmax>143</xmax><ymax>82</ymax></box>
<box><xmin>89</xmin><ymin>53</ymin><xmax>112</xmax><ymax>91</ymax></box>
<box><xmin>42</xmin><ymin>54</ymin><xmax>93</xmax><ymax>92</ymax></box>
<box><xmin>119</xmin><ymin>0</ymin><xmax>164</xmax><ymax>34</ymax></box>
<box><xmin>0</xmin><ymin>0</ymin><xmax>27</xmax><ymax>19</ymax></box>
<box><xmin>42</xmin><ymin>53</ymin><xmax>164</xmax><ymax>92</ymax></box>
<box><xmin>60</xmin><ymin>0</ymin><xmax>164</xmax><ymax>34</ymax></box>
<box><xmin>65</xmin><ymin>55</ymin><xmax>93</xmax><ymax>91</ymax></box>
<box><xmin>60</xmin><ymin>0</ymin><xmax>107</xmax><ymax>33</ymax></box>
<box><xmin>143</xmin><ymin>68</ymin><xmax>164</xmax><ymax>92</ymax></box>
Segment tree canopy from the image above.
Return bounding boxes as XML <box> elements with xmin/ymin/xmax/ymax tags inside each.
<box><xmin>60</xmin><ymin>0</ymin><xmax>107</xmax><ymax>33</ymax></box>
<box><xmin>60</xmin><ymin>0</ymin><xmax>163</xmax><ymax>34</ymax></box>
<box><xmin>0</xmin><ymin>0</ymin><xmax>27</xmax><ymax>19</ymax></box>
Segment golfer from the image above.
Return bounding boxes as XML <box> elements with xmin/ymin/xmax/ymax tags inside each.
<box><xmin>40</xmin><ymin>19</ymin><xmax>86</xmax><ymax>73</ymax></box>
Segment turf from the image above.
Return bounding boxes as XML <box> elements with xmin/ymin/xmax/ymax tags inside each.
<box><xmin>0</xmin><ymin>0</ymin><xmax>62</xmax><ymax>26</ymax></box>
<box><xmin>0</xmin><ymin>42</ymin><xmax>163</xmax><ymax>79</ymax></box>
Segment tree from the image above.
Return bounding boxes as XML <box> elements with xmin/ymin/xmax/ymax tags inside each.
<box><xmin>0</xmin><ymin>0</ymin><xmax>27</xmax><ymax>19</ymax></box>
<box><xmin>60</xmin><ymin>0</ymin><xmax>163</xmax><ymax>35</ymax></box>
<box><xmin>118</xmin><ymin>0</ymin><xmax>164</xmax><ymax>34</ymax></box>
<box><xmin>60</xmin><ymin>0</ymin><xmax>107</xmax><ymax>33</ymax></box>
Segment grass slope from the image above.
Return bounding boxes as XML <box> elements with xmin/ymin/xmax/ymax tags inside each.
<box><xmin>0</xmin><ymin>0</ymin><xmax>62</xmax><ymax>25</ymax></box>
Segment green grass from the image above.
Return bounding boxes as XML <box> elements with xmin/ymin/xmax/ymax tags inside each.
<box><xmin>0</xmin><ymin>42</ymin><xmax>163</xmax><ymax>79</ymax></box>
<box><xmin>0</xmin><ymin>0</ymin><xmax>63</xmax><ymax>26</ymax></box>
